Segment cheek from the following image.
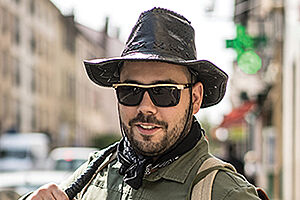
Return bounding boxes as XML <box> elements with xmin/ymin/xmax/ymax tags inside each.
<box><xmin>181</xmin><ymin>89</ymin><xmax>191</xmax><ymax>103</ymax></box>
<box><xmin>119</xmin><ymin>105</ymin><xmax>136</xmax><ymax>123</ymax></box>
<box><xmin>159</xmin><ymin>105</ymin><xmax>187</xmax><ymax>125</ymax></box>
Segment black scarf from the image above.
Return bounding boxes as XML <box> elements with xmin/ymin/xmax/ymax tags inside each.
<box><xmin>117</xmin><ymin>118</ymin><xmax>204</xmax><ymax>190</ymax></box>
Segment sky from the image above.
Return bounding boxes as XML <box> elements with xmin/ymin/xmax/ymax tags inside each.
<box><xmin>50</xmin><ymin>0</ymin><xmax>236</xmax><ymax>125</ymax></box>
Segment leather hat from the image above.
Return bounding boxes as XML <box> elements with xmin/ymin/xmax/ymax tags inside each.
<box><xmin>84</xmin><ymin>7</ymin><xmax>228</xmax><ymax>108</ymax></box>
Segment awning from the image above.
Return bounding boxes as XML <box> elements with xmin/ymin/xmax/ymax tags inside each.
<box><xmin>219</xmin><ymin>101</ymin><xmax>256</xmax><ymax>128</ymax></box>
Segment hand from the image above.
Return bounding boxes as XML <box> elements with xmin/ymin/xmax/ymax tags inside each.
<box><xmin>27</xmin><ymin>183</ymin><xmax>69</xmax><ymax>200</ymax></box>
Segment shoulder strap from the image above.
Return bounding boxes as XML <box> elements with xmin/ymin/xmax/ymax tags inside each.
<box><xmin>189</xmin><ymin>156</ymin><xmax>236</xmax><ymax>200</ymax></box>
<box><xmin>256</xmin><ymin>188</ymin><xmax>270</xmax><ymax>200</ymax></box>
<box><xmin>189</xmin><ymin>156</ymin><xmax>270</xmax><ymax>200</ymax></box>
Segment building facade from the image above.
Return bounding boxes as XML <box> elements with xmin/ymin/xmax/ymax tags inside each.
<box><xmin>282</xmin><ymin>0</ymin><xmax>300</xmax><ymax>199</ymax></box>
<box><xmin>215</xmin><ymin>0</ymin><xmax>284</xmax><ymax>199</ymax></box>
<box><xmin>74</xmin><ymin>22</ymin><xmax>123</xmax><ymax>146</ymax></box>
<box><xmin>0</xmin><ymin>0</ymin><xmax>123</xmax><ymax>146</ymax></box>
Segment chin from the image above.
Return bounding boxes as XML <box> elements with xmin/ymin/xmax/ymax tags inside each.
<box><xmin>133</xmin><ymin>141</ymin><xmax>168</xmax><ymax>157</ymax></box>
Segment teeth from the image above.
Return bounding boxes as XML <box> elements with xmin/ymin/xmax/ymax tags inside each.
<box><xmin>140</xmin><ymin>125</ymin><xmax>156</xmax><ymax>129</ymax></box>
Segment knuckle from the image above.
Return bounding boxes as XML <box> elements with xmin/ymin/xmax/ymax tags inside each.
<box><xmin>28</xmin><ymin>183</ymin><xmax>60</xmax><ymax>199</ymax></box>
<box><xmin>47</xmin><ymin>183</ymin><xmax>58</xmax><ymax>190</ymax></box>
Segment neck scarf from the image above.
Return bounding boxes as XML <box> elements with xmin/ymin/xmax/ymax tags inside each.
<box><xmin>117</xmin><ymin>118</ymin><xmax>204</xmax><ymax>190</ymax></box>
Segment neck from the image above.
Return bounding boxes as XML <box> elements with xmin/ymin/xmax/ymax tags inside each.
<box><xmin>117</xmin><ymin>118</ymin><xmax>203</xmax><ymax>190</ymax></box>
<box><xmin>150</xmin><ymin>117</ymin><xmax>202</xmax><ymax>166</ymax></box>
<box><xmin>151</xmin><ymin>118</ymin><xmax>193</xmax><ymax>162</ymax></box>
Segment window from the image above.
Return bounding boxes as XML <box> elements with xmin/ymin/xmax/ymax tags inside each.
<box><xmin>16</xmin><ymin>100</ymin><xmax>21</xmax><ymax>130</ymax></box>
<box><xmin>14</xmin><ymin>57</ymin><xmax>21</xmax><ymax>86</ymax></box>
<box><xmin>64</xmin><ymin>19</ymin><xmax>76</xmax><ymax>53</ymax></box>
<box><xmin>37</xmin><ymin>71</ymin><xmax>42</xmax><ymax>94</ymax></box>
<box><xmin>1</xmin><ymin>9</ymin><xmax>9</xmax><ymax>34</ymax></box>
<box><xmin>67</xmin><ymin>74</ymin><xmax>75</xmax><ymax>99</ymax></box>
<box><xmin>2</xmin><ymin>51</ymin><xmax>9</xmax><ymax>78</ymax></box>
<box><xmin>37</xmin><ymin>35</ymin><xmax>43</xmax><ymax>56</ymax></box>
<box><xmin>2</xmin><ymin>94</ymin><xmax>10</xmax><ymax>118</ymax></box>
<box><xmin>13</xmin><ymin>16</ymin><xmax>20</xmax><ymax>45</ymax></box>
<box><xmin>29</xmin><ymin>0</ymin><xmax>35</xmax><ymax>15</ymax></box>
<box><xmin>31</xmin><ymin>105</ymin><xmax>36</xmax><ymax>130</ymax></box>
<box><xmin>31</xmin><ymin>67</ymin><xmax>36</xmax><ymax>93</ymax></box>
<box><xmin>30</xmin><ymin>32</ymin><xmax>36</xmax><ymax>53</ymax></box>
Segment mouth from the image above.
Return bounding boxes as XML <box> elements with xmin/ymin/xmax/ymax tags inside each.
<box><xmin>135</xmin><ymin>123</ymin><xmax>162</xmax><ymax>135</ymax></box>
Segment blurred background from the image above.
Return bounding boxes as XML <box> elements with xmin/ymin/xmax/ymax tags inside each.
<box><xmin>0</xmin><ymin>0</ymin><xmax>299</xmax><ymax>199</ymax></box>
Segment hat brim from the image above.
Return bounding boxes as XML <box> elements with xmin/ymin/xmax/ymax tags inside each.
<box><xmin>84</xmin><ymin>53</ymin><xmax>228</xmax><ymax>108</ymax></box>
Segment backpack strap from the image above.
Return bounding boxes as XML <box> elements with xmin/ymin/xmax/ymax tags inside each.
<box><xmin>188</xmin><ymin>156</ymin><xmax>270</xmax><ymax>200</ymax></box>
<box><xmin>256</xmin><ymin>188</ymin><xmax>270</xmax><ymax>200</ymax></box>
<box><xmin>188</xmin><ymin>156</ymin><xmax>237</xmax><ymax>200</ymax></box>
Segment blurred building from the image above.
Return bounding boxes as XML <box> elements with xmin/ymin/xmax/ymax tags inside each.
<box><xmin>0</xmin><ymin>0</ymin><xmax>123</xmax><ymax>146</ymax></box>
<box><xmin>213</xmin><ymin>0</ymin><xmax>284</xmax><ymax>199</ymax></box>
<box><xmin>282</xmin><ymin>0</ymin><xmax>300</xmax><ymax>200</ymax></box>
<box><xmin>74</xmin><ymin>21</ymin><xmax>122</xmax><ymax>146</ymax></box>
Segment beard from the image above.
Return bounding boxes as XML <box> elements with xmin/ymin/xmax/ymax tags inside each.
<box><xmin>121</xmin><ymin>108</ymin><xmax>191</xmax><ymax>157</ymax></box>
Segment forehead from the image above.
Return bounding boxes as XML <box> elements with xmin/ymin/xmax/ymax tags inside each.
<box><xmin>120</xmin><ymin>61</ymin><xmax>189</xmax><ymax>83</ymax></box>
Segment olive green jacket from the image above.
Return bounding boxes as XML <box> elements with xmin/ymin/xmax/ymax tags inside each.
<box><xmin>59</xmin><ymin>137</ymin><xmax>260</xmax><ymax>200</ymax></box>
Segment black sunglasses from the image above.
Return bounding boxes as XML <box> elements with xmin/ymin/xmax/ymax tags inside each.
<box><xmin>113</xmin><ymin>83</ymin><xmax>191</xmax><ymax>107</ymax></box>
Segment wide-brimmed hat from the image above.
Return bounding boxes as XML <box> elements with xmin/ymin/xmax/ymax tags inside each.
<box><xmin>84</xmin><ymin>7</ymin><xmax>228</xmax><ymax>108</ymax></box>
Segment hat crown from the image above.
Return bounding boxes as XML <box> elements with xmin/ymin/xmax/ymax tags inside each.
<box><xmin>122</xmin><ymin>8</ymin><xmax>197</xmax><ymax>61</ymax></box>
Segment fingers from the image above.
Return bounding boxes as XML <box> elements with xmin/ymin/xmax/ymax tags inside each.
<box><xmin>27</xmin><ymin>183</ymin><xmax>69</xmax><ymax>200</ymax></box>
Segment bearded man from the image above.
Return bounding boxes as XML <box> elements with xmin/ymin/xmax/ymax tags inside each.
<box><xmin>22</xmin><ymin>7</ymin><xmax>266</xmax><ymax>200</ymax></box>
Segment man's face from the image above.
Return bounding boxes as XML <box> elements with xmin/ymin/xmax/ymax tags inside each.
<box><xmin>118</xmin><ymin>61</ymin><xmax>194</xmax><ymax>156</ymax></box>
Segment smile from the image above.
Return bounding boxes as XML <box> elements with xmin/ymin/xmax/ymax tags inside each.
<box><xmin>139</xmin><ymin>124</ymin><xmax>157</xmax><ymax>129</ymax></box>
<box><xmin>135</xmin><ymin>123</ymin><xmax>162</xmax><ymax>135</ymax></box>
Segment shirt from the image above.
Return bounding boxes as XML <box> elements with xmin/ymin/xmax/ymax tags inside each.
<box><xmin>59</xmin><ymin>136</ymin><xmax>260</xmax><ymax>200</ymax></box>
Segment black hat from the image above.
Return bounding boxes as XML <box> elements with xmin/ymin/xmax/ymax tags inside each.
<box><xmin>84</xmin><ymin>7</ymin><xmax>228</xmax><ymax>108</ymax></box>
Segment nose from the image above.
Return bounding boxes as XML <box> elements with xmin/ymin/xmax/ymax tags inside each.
<box><xmin>137</xmin><ymin>91</ymin><xmax>158</xmax><ymax>115</ymax></box>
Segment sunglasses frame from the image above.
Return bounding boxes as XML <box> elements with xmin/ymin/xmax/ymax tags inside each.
<box><xmin>112</xmin><ymin>83</ymin><xmax>191</xmax><ymax>89</ymax></box>
<box><xmin>112</xmin><ymin>83</ymin><xmax>192</xmax><ymax>107</ymax></box>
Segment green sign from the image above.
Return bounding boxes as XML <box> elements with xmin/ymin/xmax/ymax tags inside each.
<box><xmin>226</xmin><ymin>25</ymin><xmax>263</xmax><ymax>74</ymax></box>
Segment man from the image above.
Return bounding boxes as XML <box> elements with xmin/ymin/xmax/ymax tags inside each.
<box><xmin>23</xmin><ymin>7</ymin><xmax>263</xmax><ymax>200</ymax></box>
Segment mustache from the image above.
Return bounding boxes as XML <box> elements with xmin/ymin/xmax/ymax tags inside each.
<box><xmin>128</xmin><ymin>112</ymin><xmax>168</xmax><ymax>129</ymax></box>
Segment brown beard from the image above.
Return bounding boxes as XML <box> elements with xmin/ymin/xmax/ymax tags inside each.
<box><xmin>121</xmin><ymin>108</ymin><xmax>190</xmax><ymax>156</ymax></box>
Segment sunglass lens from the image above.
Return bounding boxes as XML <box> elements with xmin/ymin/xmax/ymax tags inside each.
<box><xmin>116</xmin><ymin>86</ymin><xmax>144</xmax><ymax>106</ymax></box>
<box><xmin>149</xmin><ymin>86</ymin><xmax>180</xmax><ymax>107</ymax></box>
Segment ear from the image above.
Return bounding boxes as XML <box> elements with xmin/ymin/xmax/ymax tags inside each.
<box><xmin>191</xmin><ymin>82</ymin><xmax>203</xmax><ymax>114</ymax></box>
